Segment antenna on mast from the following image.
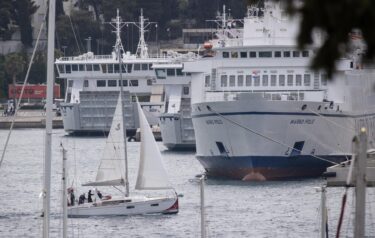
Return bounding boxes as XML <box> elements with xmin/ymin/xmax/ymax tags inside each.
<box><xmin>109</xmin><ymin>9</ymin><xmax>126</xmax><ymax>60</ymax></box>
<box><xmin>124</xmin><ymin>9</ymin><xmax>156</xmax><ymax>59</ymax></box>
<box><xmin>206</xmin><ymin>5</ymin><xmax>243</xmax><ymax>48</ymax></box>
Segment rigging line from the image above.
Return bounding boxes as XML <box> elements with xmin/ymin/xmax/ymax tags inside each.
<box><xmin>206</xmin><ymin>106</ymin><xmax>339</xmax><ymax>165</ymax></box>
<box><xmin>336</xmin><ymin>189</ymin><xmax>348</xmax><ymax>238</ymax></box>
<box><xmin>340</xmin><ymin>188</ymin><xmax>354</xmax><ymax>237</ymax></box>
<box><xmin>68</xmin><ymin>14</ymin><xmax>81</xmax><ymax>54</ymax></box>
<box><xmin>307</xmin><ymin>108</ymin><xmax>355</xmax><ymax>133</ymax></box>
<box><xmin>310</xmin><ymin>108</ymin><xmax>352</xmax><ymax>161</ymax></box>
<box><xmin>336</xmin><ymin>142</ymin><xmax>357</xmax><ymax>237</ymax></box>
<box><xmin>344</xmin><ymin>190</ymin><xmax>355</xmax><ymax>237</ymax></box>
<box><xmin>112</xmin><ymin>185</ymin><xmax>126</xmax><ymax>196</ymax></box>
<box><xmin>0</xmin><ymin>18</ymin><xmax>45</xmax><ymax>171</ymax></box>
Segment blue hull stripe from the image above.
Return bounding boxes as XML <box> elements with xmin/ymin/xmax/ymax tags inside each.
<box><xmin>197</xmin><ymin>155</ymin><xmax>346</xmax><ymax>168</ymax></box>
<box><xmin>196</xmin><ymin>155</ymin><xmax>348</xmax><ymax>179</ymax></box>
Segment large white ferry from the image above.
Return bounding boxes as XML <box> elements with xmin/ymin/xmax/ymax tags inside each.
<box><xmin>184</xmin><ymin>2</ymin><xmax>375</xmax><ymax>180</ymax></box>
<box><xmin>56</xmin><ymin>11</ymin><xmax>171</xmax><ymax>135</ymax></box>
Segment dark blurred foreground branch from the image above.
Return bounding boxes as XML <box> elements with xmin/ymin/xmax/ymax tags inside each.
<box><xmin>248</xmin><ymin>0</ymin><xmax>374</xmax><ymax>77</ymax></box>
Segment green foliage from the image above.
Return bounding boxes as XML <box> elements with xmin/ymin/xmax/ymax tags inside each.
<box><xmin>56</xmin><ymin>0</ymin><xmax>65</xmax><ymax>17</ymax></box>
<box><xmin>0</xmin><ymin>0</ymin><xmax>14</xmax><ymax>40</ymax></box>
<box><xmin>4</xmin><ymin>52</ymin><xmax>26</xmax><ymax>101</ymax></box>
<box><xmin>78</xmin><ymin>0</ymin><xmax>101</xmax><ymax>20</ymax></box>
<box><xmin>0</xmin><ymin>55</ymin><xmax>6</xmax><ymax>98</ymax></box>
<box><xmin>28</xmin><ymin>51</ymin><xmax>46</xmax><ymax>84</ymax></box>
<box><xmin>101</xmin><ymin>0</ymin><xmax>137</xmax><ymax>22</ymax></box>
<box><xmin>0</xmin><ymin>51</ymin><xmax>49</xmax><ymax>98</ymax></box>
<box><xmin>56</xmin><ymin>10</ymin><xmax>101</xmax><ymax>56</ymax></box>
<box><xmin>4</xmin><ymin>52</ymin><xmax>26</xmax><ymax>83</ymax></box>
<box><xmin>12</xmin><ymin>0</ymin><xmax>39</xmax><ymax>47</ymax></box>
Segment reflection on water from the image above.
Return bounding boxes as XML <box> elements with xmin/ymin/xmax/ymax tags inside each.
<box><xmin>0</xmin><ymin>129</ymin><xmax>374</xmax><ymax>237</ymax></box>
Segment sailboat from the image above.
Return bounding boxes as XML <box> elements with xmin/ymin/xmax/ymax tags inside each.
<box><xmin>67</xmin><ymin>93</ymin><xmax>179</xmax><ymax>217</ymax></box>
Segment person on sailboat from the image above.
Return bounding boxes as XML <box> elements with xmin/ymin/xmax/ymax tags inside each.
<box><xmin>97</xmin><ymin>190</ymin><xmax>102</xmax><ymax>199</ymax></box>
<box><xmin>70</xmin><ymin>189</ymin><xmax>75</xmax><ymax>206</ymax></box>
<box><xmin>78</xmin><ymin>193</ymin><xmax>86</xmax><ymax>205</ymax></box>
<box><xmin>88</xmin><ymin>190</ymin><xmax>93</xmax><ymax>203</ymax></box>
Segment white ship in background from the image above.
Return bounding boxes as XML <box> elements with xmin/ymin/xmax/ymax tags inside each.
<box><xmin>153</xmin><ymin>59</ymin><xmax>196</xmax><ymax>150</ymax></box>
<box><xmin>154</xmin><ymin>6</ymin><xmax>242</xmax><ymax>150</ymax></box>
<box><xmin>56</xmin><ymin>10</ymin><xmax>171</xmax><ymax>135</ymax></box>
<box><xmin>184</xmin><ymin>2</ymin><xmax>375</xmax><ymax>180</ymax></box>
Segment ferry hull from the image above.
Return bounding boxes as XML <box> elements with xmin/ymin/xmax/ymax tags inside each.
<box><xmin>61</xmin><ymin>91</ymin><xmax>162</xmax><ymax>135</ymax></box>
<box><xmin>159</xmin><ymin>113</ymin><xmax>196</xmax><ymax>150</ymax></box>
<box><xmin>191</xmin><ymin>96</ymin><xmax>375</xmax><ymax>180</ymax></box>
<box><xmin>197</xmin><ymin>155</ymin><xmax>348</xmax><ymax>181</ymax></box>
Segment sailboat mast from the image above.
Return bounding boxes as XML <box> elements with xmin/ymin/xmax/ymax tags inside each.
<box><xmin>114</xmin><ymin>9</ymin><xmax>130</xmax><ymax>197</ymax></box>
<box><xmin>43</xmin><ymin>0</ymin><xmax>56</xmax><ymax>236</ymax></box>
<box><xmin>62</xmin><ymin>148</ymin><xmax>67</xmax><ymax>238</ymax></box>
<box><xmin>137</xmin><ymin>9</ymin><xmax>149</xmax><ymax>59</ymax></box>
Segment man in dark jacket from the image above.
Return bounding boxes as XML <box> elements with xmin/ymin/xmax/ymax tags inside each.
<box><xmin>88</xmin><ymin>190</ymin><xmax>93</xmax><ymax>203</ymax></box>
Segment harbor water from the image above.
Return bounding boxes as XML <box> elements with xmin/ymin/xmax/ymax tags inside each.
<box><xmin>0</xmin><ymin>129</ymin><xmax>374</xmax><ymax>237</ymax></box>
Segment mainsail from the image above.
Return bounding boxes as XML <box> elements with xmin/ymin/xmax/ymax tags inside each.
<box><xmin>135</xmin><ymin>101</ymin><xmax>172</xmax><ymax>190</ymax></box>
<box><xmin>84</xmin><ymin>94</ymin><xmax>126</xmax><ymax>186</ymax></box>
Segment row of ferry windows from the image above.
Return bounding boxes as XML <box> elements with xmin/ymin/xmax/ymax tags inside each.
<box><xmin>205</xmin><ymin>74</ymin><xmax>328</xmax><ymax>87</ymax></box>
<box><xmin>68</xmin><ymin>79</ymin><xmax>152</xmax><ymax>88</ymax></box>
<box><xmin>155</xmin><ymin>68</ymin><xmax>191</xmax><ymax>79</ymax></box>
<box><xmin>58</xmin><ymin>63</ymin><xmax>153</xmax><ymax>74</ymax></box>
<box><xmin>222</xmin><ymin>50</ymin><xmax>310</xmax><ymax>59</ymax></box>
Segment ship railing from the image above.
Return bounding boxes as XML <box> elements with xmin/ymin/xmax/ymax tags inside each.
<box><xmin>242</xmin><ymin>36</ymin><xmax>296</xmax><ymax>46</ymax></box>
<box><xmin>212</xmin><ymin>38</ymin><xmax>243</xmax><ymax>48</ymax></box>
<box><xmin>57</xmin><ymin>52</ymin><xmax>193</xmax><ymax>62</ymax></box>
<box><xmin>58</xmin><ymin>55</ymin><xmax>115</xmax><ymax>61</ymax></box>
<box><xmin>205</xmin><ymin>90</ymin><xmax>326</xmax><ymax>102</ymax></box>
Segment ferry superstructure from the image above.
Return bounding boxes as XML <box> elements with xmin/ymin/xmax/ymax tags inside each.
<box><xmin>153</xmin><ymin>55</ymin><xmax>196</xmax><ymax>150</ymax></box>
<box><xmin>56</xmin><ymin>10</ymin><xmax>171</xmax><ymax>135</ymax></box>
<box><xmin>154</xmin><ymin>7</ymin><xmax>242</xmax><ymax>150</ymax></box>
<box><xmin>184</xmin><ymin>2</ymin><xmax>375</xmax><ymax>180</ymax></box>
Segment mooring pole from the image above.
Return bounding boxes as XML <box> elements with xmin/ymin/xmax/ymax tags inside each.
<box><xmin>200</xmin><ymin>174</ymin><xmax>206</xmax><ymax>238</ymax></box>
<box><xmin>354</xmin><ymin>127</ymin><xmax>367</xmax><ymax>238</ymax></box>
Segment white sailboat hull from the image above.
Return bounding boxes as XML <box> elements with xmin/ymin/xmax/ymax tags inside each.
<box><xmin>68</xmin><ymin>196</ymin><xmax>178</xmax><ymax>217</ymax></box>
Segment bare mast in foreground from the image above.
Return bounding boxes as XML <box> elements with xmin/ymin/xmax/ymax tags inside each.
<box><xmin>43</xmin><ymin>0</ymin><xmax>56</xmax><ymax>237</ymax></box>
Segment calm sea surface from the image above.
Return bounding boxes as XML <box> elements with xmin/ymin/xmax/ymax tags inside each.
<box><xmin>0</xmin><ymin>129</ymin><xmax>374</xmax><ymax>238</ymax></box>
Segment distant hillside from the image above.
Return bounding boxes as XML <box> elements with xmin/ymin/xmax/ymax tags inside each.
<box><xmin>55</xmin><ymin>0</ymin><xmax>248</xmax><ymax>55</ymax></box>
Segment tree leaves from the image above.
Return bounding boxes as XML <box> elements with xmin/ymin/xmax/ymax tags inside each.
<box><xmin>12</xmin><ymin>0</ymin><xmax>39</xmax><ymax>47</ymax></box>
<box><xmin>0</xmin><ymin>0</ymin><xmax>15</xmax><ymax>40</ymax></box>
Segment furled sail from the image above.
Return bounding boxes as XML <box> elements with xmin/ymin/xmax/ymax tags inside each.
<box><xmin>84</xmin><ymin>94</ymin><xmax>126</xmax><ymax>186</ymax></box>
<box><xmin>135</xmin><ymin>101</ymin><xmax>172</xmax><ymax>190</ymax></box>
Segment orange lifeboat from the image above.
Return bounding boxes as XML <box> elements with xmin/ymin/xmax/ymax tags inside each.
<box><xmin>203</xmin><ymin>42</ymin><xmax>213</xmax><ymax>50</ymax></box>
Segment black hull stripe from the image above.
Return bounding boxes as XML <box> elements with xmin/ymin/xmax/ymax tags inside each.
<box><xmin>192</xmin><ymin>111</ymin><xmax>375</xmax><ymax>119</ymax></box>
